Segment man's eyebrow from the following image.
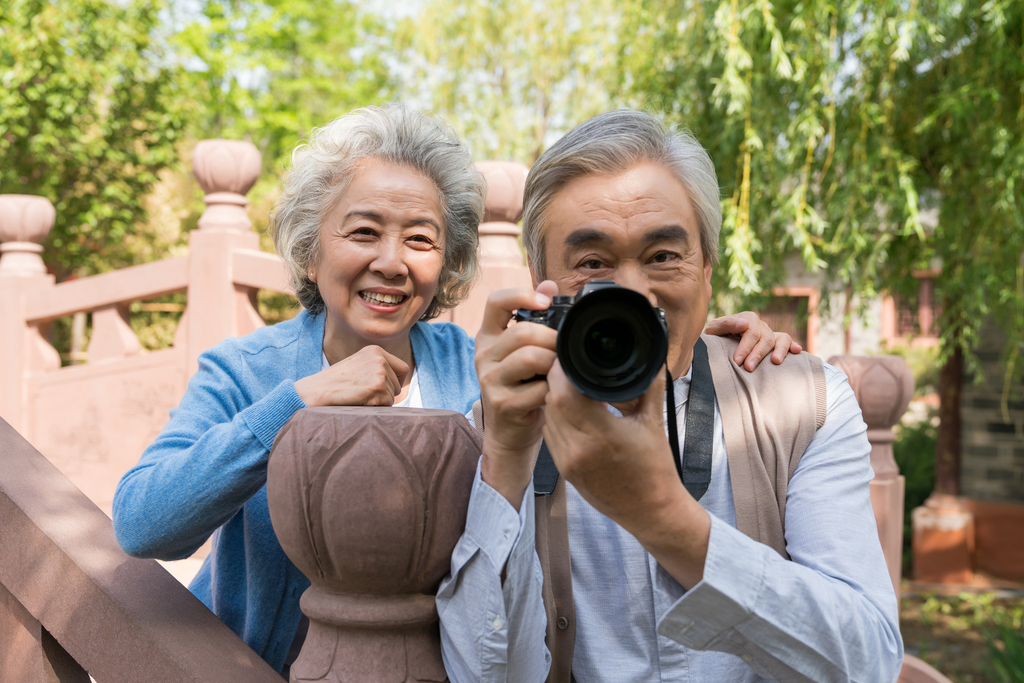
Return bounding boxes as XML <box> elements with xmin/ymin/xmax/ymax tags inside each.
<box><xmin>643</xmin><ymin>225</ymin><xmax>690</xmax><ymax>245</ymax></box>
<box><xmin>563</xmin><ymin>228</ymin><xmax>614</xmax><ymax>249</ymax></box>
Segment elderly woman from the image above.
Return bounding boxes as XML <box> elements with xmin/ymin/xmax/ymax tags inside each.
<box><xmin>113</xmin><ymin>104</ymin><xmax>795</xmax><ymax>675</ymax></box>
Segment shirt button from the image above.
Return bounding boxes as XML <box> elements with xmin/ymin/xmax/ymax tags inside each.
<box><xmin>556</xmin><ymin>617</ymin><xmax>569</xmax><ymax>630</ymax></box>
<box><xmin>492</xmin><ymin>617</ymin><xmax>502</xmax><ymax>630</ymax></box>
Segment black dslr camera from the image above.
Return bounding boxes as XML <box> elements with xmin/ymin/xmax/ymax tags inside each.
<box><xmin>515</xmin><ymin>281</ymin><xmax>668</xmax><ymax>403</ymax></box>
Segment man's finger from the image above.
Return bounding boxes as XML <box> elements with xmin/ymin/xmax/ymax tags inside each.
<box><xmin>479</xmin><ymin>287</ymin><xmax>552</xmax><ymax>337</ymax></box>
<box><xmin>545</xmin><ymin>359</ymin><xmax>608</xmax><ymax>425</ymax></box>
<box><xmin>496</xmin><ymin>346</ymin><xmax>558</xmax><ymax>385</ymax></box>
<box><xmin>635</xmin><ymin>362</ymin><xmax>668</xmax><ymax>422</ymax></box>
<box><xmin>487</xmin><ymin>321</ymin><xmax>558</xmax><ymax>364</ymax></box>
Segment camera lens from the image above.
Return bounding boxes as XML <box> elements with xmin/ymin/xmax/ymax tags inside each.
<box><xmin>556</xmin><ymin>285</ymin><xmax>667</xmax><ymax>403</ymax></box>
<box><xmin>584</xmin><ymin>320</ymin><xmax>634</xmax><ymax>368</ymax></box>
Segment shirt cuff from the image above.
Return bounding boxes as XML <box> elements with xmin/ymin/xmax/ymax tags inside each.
<box><xmin>657</xmin><ymin>513</ymin><xmax>768</xmax><ymax>649</ymax></box>
<box><xmin>464</xmin><ymin>459</ymin><xmax>530</xmax><ymax>574</ymax></box>
<box><xmin>240</xmin><ymin>380</ymin><xmax>308</xmax><ymax>449</ymax></box>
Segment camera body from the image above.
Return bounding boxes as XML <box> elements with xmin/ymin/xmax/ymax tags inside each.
<box><xmin>515</xmin><ymin>281</ymin><xmax>668</xmax><ymax>403</ymax></box>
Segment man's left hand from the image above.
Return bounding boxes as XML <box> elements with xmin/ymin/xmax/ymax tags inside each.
<box><xmin>541</xmin><ymin>360</ymin><xmax>711</xmax><ymax>589</ymax></box>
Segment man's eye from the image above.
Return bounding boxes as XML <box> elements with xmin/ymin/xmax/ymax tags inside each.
<box><xmin>651</xmin><ymin>252</ymin><xmax>677</xmax><ymax>264</ymax></box>
<box><xmin>581</xmin><ymin>259</ymin><xmax>604</xmax><ymax>270</ymax></box>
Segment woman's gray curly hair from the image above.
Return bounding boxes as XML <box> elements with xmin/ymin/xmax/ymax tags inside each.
<box><xmin>270</xmin><ymin>103</ymin><xmax>485</xmax><ymax>319</ymax></box>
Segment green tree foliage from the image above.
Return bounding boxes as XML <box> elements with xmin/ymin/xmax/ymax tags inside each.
<box><xmin>398</xmin><ymin>0</ymin><xmax>622</xmax><ymax>163</ymax></box>
<box><xmin>0</xmin><ymin>0</ymin><xmax>190</xmax><ymax>277</ymax></box>
<box><xmin>614</xmin><ymin>0</ymin><xmax>1023</xmax><ymax>372</ymax></box>
<box><xmin>171</xmin><ymin>0</ymin><xmax>394</xmax><ymax>172</ymax></box>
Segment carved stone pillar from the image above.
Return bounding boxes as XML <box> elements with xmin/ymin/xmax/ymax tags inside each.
<box><xmin>445</xmin><ymin>161</ymin><xmax>532</xmax><ymax>334</ymax></box>
<box><xmin>0</xmin><ymin>195</ymin><xmax>59</xmax><ymax>432</ymax></box>
<box><xmin>267</xmin><ymin>408</ymin><xmax>482</xmax><ymax>683</ymax></box>
<box><xmin>179</xmin><ymin>140</ymin><xmax>263</xmax><ymax>377</ymax></box>
<box><xmin>828</xmin><ymin>355</ymin><xmax>913</xmax><ymax>600</ymax></box>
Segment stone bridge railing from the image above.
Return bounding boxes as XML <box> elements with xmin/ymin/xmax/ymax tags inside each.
<box><xmin>0</xmin><ymin>143</ymin><xmax>531</xmax><ymax>521</ymax></box>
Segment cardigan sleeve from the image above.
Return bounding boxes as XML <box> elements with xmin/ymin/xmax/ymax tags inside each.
<box><xmin>112</xmin><ymin>343</ymin><xmax>307</xmax><ymax>561</ymax></box>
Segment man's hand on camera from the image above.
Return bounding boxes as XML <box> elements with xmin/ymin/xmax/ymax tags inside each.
<box><xmin>475</xmin><ymin>280</ymin><xmax>560</xmax><ymax>510</ymax></box>
<box><xmin>542</xmin><ymin>360</ymin><xmax>712</xmax><ymax>589</ymax></box>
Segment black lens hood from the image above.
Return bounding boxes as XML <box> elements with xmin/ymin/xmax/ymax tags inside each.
<box><xmin>555</xmin><ymin>285</ymin><xmax>668</xmax><ymax>403</ymax></box>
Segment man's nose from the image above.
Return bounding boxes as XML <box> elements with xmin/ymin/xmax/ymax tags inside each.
<box><xmin>613</xmin><ymin>263</ymin><xmax>653</xmax><ymax>302</ymax></box>
<box><xmin>370</xmin><ymin>238</ymin><xmax>409</xmax><ymax>279</ymax></box>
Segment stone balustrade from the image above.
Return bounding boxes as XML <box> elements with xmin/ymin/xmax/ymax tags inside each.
<box><xmin>0</xmin><ymin>146</ymin><xmax>531</xmax><ymax>522</ymax></box>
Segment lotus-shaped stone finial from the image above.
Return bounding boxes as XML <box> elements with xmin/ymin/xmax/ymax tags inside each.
<box><xmin>268</xmin><ymin>407</ymin><xmax>481</xmax><ymax>682</ymax></box>
<box><xmin>0</xmin><ymin>195</ymin><xmax>55</xmax><ymax>276</ymax></box>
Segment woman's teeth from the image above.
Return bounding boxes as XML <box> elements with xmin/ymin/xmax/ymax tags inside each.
<box><xmin>360</xmin><ymin>291</ymin><xmax>405</xmax><ymax>306</ymax></box>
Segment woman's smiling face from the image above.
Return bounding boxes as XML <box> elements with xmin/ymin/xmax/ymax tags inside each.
<box><xmin>311</xmin><ymin>158</ymin><xmax>445</xmax><ymax>358</ymax></box>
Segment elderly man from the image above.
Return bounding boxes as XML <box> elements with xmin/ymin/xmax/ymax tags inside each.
<box><xmin>436</xmin><ymin>110</ymin><xmax>903</xmax><ymax>683</ymax></box>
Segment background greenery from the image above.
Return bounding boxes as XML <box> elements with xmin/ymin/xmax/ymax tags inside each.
<box><xmin>1</xmin><ymin>0</ymin><xmax>1021</xmax><ymax>470</ymax></box>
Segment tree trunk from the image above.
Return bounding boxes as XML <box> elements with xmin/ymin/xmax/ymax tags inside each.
<box><xmin>935</xmin><ymin>343</ymin><xmax>963</xmax><ymax>495</ymax></box>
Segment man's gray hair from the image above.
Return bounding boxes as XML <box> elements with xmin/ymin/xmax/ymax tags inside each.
<box><xmin>270</xmin><ymin>103</ymin><xmax>485</xmax><ymax>319</ymax></box>
<box><xmin>522</xmin><ymin>110</ymin><xmax>721</xmax><ymax>278</ymax></box>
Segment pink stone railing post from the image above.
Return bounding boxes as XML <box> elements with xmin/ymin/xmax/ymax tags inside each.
<box><xmin>0</xmin><ymin>196</ymin><xmax>61</xmax><ymax>434</ymax></box>
<box><xmin>828</xmin><ymin>355</ymin><xmax>913</xmax><ymax>600</ymax></box>
<box><xmin>179</xmin><ymin>140</ymin><xmax>265</xmax><ymax>376</ymax></box>
<box><xmin>444</xmin><ymin>161</ymin><xmax>532</xmax><ymax>335</ymax></box>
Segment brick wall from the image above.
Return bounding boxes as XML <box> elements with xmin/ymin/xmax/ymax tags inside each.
<box><xmin>960</xmin><ymin>320</ymin><xmax>1024</xmax><ymax>502</ymax></box>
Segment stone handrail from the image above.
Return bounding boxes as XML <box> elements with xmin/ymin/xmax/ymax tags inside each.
<box><xmin>0</xmin><ymin>415</ymin><xmax>283</xmax><ymax>683</ymax></box>
<box><xmin>23</xmin><ymin>256</ymin><xmax>190</xmax><ymax>323</ymax></box>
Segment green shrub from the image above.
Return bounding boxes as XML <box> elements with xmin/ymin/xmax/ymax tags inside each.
<box><xmin>986</xmin><ymin>617</ymin><xmax>1024</xmax><ymax>682</ymax></box>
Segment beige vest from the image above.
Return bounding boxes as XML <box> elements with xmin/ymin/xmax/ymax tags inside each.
<box><xmin>472</xmin><ymin>335</ymin><xmax>827</xmax><ymax>683</ymax></box>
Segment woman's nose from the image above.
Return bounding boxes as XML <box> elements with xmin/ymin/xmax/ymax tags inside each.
<box><xmin>370</xmin><ymin>239</ymin><xmax>409</xmax><ymax>279</ymax></box>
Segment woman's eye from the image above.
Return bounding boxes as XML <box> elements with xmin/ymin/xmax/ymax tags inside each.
<box><xmin>408</xmin><ymin>234</ymin><xmax>435</xmax><ymax>247</ymax></box>
<box><xmin>351</xmin><ymin>227</ymin><xmax>376</xmax><ymax>238</ymax></box>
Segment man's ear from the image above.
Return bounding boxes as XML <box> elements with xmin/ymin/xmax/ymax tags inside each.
<box><xmin>529</xmin><ymin>259</ymin><xmax>540</xmax><ymax>289</ymax></box>
<box><xmin>703</xmin><ymin>260</ymin><xmax>713</xmax><ymax>300</ymax></box>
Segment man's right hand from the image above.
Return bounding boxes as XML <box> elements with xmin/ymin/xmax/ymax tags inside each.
<box><xmin>475</xmin><ymin>281</ymin><xmax>560</xmax><ymax>509</ymax></box>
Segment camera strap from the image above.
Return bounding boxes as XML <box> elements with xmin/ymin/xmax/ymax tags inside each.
<box><xmin>666</xmin><ymin>338</ymin><xmax>715</xmax><ymax>501</ymax></box>
<box><xmin>533</xmin><ymin>339</ymin><xmax>716</xmax><ymax>500</ymax></box>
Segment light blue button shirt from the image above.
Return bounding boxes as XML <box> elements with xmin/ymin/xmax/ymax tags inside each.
<box><xmin>437</xmin><ymin>363</ymin><xmax>903</xmax><ymax>682</ymax></box>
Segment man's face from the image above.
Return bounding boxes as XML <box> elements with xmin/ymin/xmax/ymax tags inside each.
<box><xmin>534</xmin><ymin>162</ymin><xmax>712</xmax><ymax>377</ymax></box>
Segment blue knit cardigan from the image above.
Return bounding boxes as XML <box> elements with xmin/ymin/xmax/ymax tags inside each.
<box><xmin>112</xmin><ymin>310</ymin><xmax>479</xmax><ymax>672</ymax></box>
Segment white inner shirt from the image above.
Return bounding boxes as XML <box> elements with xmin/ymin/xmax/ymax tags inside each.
<box><xmin>320</xmin><ymin>352</ymin><xmax>422</xmax><ymax>408</ymax></box>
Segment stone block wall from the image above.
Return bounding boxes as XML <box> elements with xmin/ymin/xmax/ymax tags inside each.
<box><xmin>960</xmin><ymin>320</ymin><xmax>1024</xmax><ymax>502</ymax></box>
